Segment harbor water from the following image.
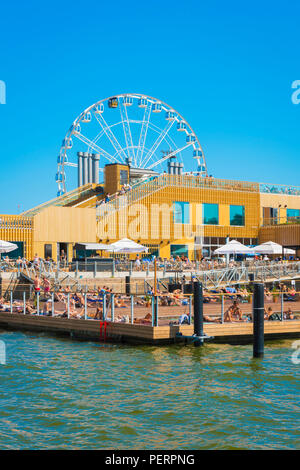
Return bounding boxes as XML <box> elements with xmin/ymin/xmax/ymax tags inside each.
<box><xmin>0</xmin><ymin>329</ymin><xmax>299</xmax><ymax>450</ymax></box>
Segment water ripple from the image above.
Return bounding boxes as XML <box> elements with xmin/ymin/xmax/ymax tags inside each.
<box><xmin>0</xmin><ymin>330</ymin><xmax>299</xmax><ymax>449</ymax></box>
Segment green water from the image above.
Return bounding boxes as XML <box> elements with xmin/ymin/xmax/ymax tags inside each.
<box><xmin>0</xmin><ymin>330</ymin><xmax>299</xmax><ymax>450</ymax></box>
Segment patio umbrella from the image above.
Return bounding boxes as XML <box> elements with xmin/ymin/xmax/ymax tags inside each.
<box><xmin>106</xmin><ymin>238</ymin><xmax>148</xmax><ymax>253</ymax></box>
<box><xmin>0</xmin><ymin>240</ymin><xmax>18</xmax><ymax>254</ymax></box>
<box><xmin>252</xmin><ymin>241</ymin><xmax>295</xmax><ymax>255</ymax></box>
<box><xmin>214</xmin><ymin>240</ymin><xmax>254</xmax><ymax>255</ymax></box>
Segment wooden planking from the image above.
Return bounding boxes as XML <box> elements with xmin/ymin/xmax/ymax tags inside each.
<box><xmin>0</xmin><ymin>313</ymin><xmax>299</xmax><ymax>344</ymax></box>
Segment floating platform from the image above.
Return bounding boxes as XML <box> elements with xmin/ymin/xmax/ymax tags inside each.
<box><xmin>0</xmin><ymin>312</ymin><xmax>300</xmax><ymax>345</ymax></box>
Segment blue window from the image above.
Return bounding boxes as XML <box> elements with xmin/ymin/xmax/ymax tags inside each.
<box><xmin>230</xmin><ymin>205</ymin><xmax>245</xmax><ymax>226</ymax></box>
<box><xmin>171</xmin><ymin>244</ymin><xmax>189</xmax><ymax>257</ymax></box>
<box><xmin>173</xmin><ymin>201</ymin><xmax>190</xmax><ymax>224</ymax></box>
<box><xmin>4</xmin><ymin>241</ymin><xmax>24</xmax><ymax>259</ymax></box>
<box><xmin>203</xmin><ymin>203</ymin><xmax>219</xmax><ymax>225</ymax></box>
<box><xmin>287</xmin><ymin>209</ymin><xmax>300</xmax><ymax>219</ymax></box>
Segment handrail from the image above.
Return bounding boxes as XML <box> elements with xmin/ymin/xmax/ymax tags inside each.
<box><xmin>96</xmin><ymin>174</ymin><xmax>260</xmax><ymax>219</ymax></box>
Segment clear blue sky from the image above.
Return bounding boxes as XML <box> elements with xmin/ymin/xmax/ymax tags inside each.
<box><xmin>0</xmin><ymin>0</ymin><xmax>299</xmax><ymax>214</ymax></box>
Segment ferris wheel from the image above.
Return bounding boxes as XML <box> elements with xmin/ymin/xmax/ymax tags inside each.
<box><xmin>56</xmin><ymin>93</ymin><xmax>208</xmax><ymax>195</ymax></box>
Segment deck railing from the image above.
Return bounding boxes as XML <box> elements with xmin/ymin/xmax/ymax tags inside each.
<box><xmin>96</xmin><ymin>174</ymin><xmax>260</xmax><ymax>219</ymax></box>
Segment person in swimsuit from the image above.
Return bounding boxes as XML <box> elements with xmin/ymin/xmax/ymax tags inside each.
<box><xmin>43</xmin><ymin>277</ymin><xmax>51</xmax><ymax>298</ymax></box>
<box><xmin>34</xmin><ymin>275</ymin><xmax>41</xmax><ymax>293</ymax></box>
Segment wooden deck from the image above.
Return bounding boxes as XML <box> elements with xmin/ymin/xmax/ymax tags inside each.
<box><xmin>0</xmin><ymin>312</ymin><xmax>299</xmax><ymax>345</ymax></box>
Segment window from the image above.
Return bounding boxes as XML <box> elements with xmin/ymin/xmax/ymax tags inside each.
<box><xmin>171</xmin><ymin>244</ymin><xmax>189</xmax><ymax>257</ymax></box>
<box><xmin>120</xmin><ymin>170</ymin><xmax>128</xmax><ymax>185</ymax></box>
<box><xmin>270</xmin><ymin>208</ymin><xmax>278</xmax><ymax>223</ymax></box>
<box><xmin>7</xmin><ymin>241</ymin><xmax>23</xmax><ymax>259</ymax></box>
<box><xmin>44</xmin><ymin>244</ymin><xmax>52</xmax><ymax>259</ymax></box>
<box><xmin>173</xmin><ymin>201</ymin><xmax>190</xmax><ymax>224</ymax></box>
<box><xmin>230</xmin><ymin>205</ymin><xmax>245</xmax><ymax>226</ymax></box>
<box><xmin>203</xmin><ymin>204</ymin><xmax>219</xmax><ymax>225</ymax></box>
<box><xmin>287</xmin><ymin>209</ymin><xmax>300</xmax><ymax>219</ymax></box>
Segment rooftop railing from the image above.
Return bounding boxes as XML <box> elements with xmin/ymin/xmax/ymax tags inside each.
<box><xmin>96</xmin><ymin>174</ymin><xmax>260</xmax><ymax>219</ymax></box>
<box><xmin>262</xmin><ymin>216</ymin><xmax>300</xmax><ymax>226</ymax></box>
<box><xmin>21</xmin><ymin>183</ymin><xmax>95</xmax><ymax>216</ymax></box>
<box><xmin>260</xmin><ymin>183</ymin><xmax>300</xmax><ymax>196</ymax></box>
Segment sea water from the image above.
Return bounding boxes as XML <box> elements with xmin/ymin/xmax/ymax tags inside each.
<box><xmin>0</xmin><ymin>329</ymin><xmax>299</xmax><ymax>449</ymax></box>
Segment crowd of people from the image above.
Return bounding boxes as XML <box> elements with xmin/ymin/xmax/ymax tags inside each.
<box><xmin>0</xmin><ymin>251</ymin><xmax>299</xmax><ymax>325</ymax></box>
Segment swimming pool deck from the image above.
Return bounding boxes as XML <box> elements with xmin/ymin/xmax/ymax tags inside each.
<box><xmin>0</xmin><ymin>312</ymin><xmax>299</xmax><ymax>345</ymax></box>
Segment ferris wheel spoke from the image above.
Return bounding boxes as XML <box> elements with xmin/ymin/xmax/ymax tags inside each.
<box><xmin>135</xmin><ymin>102</ymin><xmax>152</xmax><ymax>168</ymax></box>
<box><xmin>119</xmin><ymin>97</ymin><xmax>135</xmax><ymax>164</ymax></box>
<box><xmin>92</xmin><ymin>111</ymin><xmax>127</xmax><ymax>163</ymax></box>
<box><xmin>140</xmin><ymin>119</ymin><xmax>176</xmax><ymax>168</ymax></box>
<box><xmin>147</xmin><ymin>142</ymin><xmax>194</xmax><ymax>170</ymax></box>
<box><xmin>74</xmin><ymin>132</ymin><xmax>116</xmax><ymax>163</ymax></box>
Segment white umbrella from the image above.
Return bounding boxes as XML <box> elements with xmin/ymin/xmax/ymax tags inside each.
<box><xmin>253</xmin><ymin>241</ymin><xmax>295</xmax><ymax>255</ymax></box>
<box><xmin>214</xmin><ymin>240</ymin><xmax>254</xmax><ymax>255</ymax></box>
<box><xmin>0</xmin><ymin>240</ymin><xmax>18</xmax><ymax>254</ymax></box>
<box><xmin>106</xmin><ymin>238</ymin><xmax>148</xmax><ymax>253</ymax></box>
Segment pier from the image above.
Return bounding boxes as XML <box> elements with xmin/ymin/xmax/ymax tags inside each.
<box><xmin>0</xmin><ymin>312</ymin><xmax>299</xmax><ymax>345</ymax></box>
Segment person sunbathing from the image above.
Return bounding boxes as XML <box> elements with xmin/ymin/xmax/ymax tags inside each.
<box><xmin>72</xmin><ymin>292</ymin><xmax>85</xmax><ymax>307</ymax></box>
<box><xmin>134</xmin><ymin>313</ymin><xmax>152</xmax><ymax>324</ymax></box>
<box><xmin>25</xmin><ymin>302</ymin><xmax>36</xmax><ymax>314</ymax></box>
<box><xmin>88</xmin><ymin>306</ymin><xmax>103</xmax><ymax>319</ymax></box>
<box><xmin>284</xmin><ymin>308</ymin><xmax>295</xmax><ymax>320</ymax></box>
<box><xmin>264</xmin><ymin>288</ymin><xmax>273</xmax><ymax>302</ymax></box>
<box><xmin>58</xmin><ymin>305</ymin><xmax>84</xmax><ymax>319</ymax></box>
<box><xmin>115</xmin><ymin>314</ymin><xmax>129</xmax><ymax>323</ymax></box>
<box><xmin>203</xmin><ymin>314</ymin><xmax>222</xmax><ymax>323</ymax></box>
<box><xmin>115</xmin><ymin>296</ymin><xmax>127</xmax><ymax>308</ymax></box>
<box><xmin>264</xmin><ymin>306</ymin><xmax>273</xmax><ymax>320</ymax></box>
<box><xmin>224</xmin><ymin>301</ymin><xmax>245</xmax><ymax>322</ymax></box>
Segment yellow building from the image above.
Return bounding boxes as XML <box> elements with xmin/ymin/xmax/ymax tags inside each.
<box><xmin>1</xmin><ymin>164</ymin><xmax>300</xmax><ymax>261</ymax></box>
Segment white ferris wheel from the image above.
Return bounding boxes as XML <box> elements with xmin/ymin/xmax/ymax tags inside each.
<box><xmin>56</xmin><ymin>93</ymin><xmax>208</xmax><ymax>196</ymax></box>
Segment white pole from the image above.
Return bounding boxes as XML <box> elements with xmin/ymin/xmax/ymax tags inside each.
<box><xmin>84</xmin><ymin>294</ymin><xmax>87</xmax><ymax>320</ymax></box>
<box><xmin>67</xmin><ymin>293</ymin><xmax>70</xmax><ymax>319</ymax></box>
<box><xmin>111</xmin><ymin>293</ymin><xmax>115</xmax><ymax>322</ymax></box>
<box><xmin>130</xmin><ymin>295</ymin><xmax>134</xmax><ymax>324</ymax></box>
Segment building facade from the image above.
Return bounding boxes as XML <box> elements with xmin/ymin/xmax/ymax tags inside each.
<box><xmin>1</xmin><ymin>164</ymin><xmax>300</xmax><ymax>260</ymax></box>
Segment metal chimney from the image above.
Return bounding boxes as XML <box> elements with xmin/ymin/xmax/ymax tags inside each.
<box><xmin>82</xmin><ymin>152</ymin><xmax>89</xmax><ymax>185</ymax></box>
<box><xmin>88</xmin><ymin>153</ymin><xmax>93</xmax><ymax>183</ymax></box>
<box><xmin>92</xmin><ymin>154</ymin><xmax>100</xmax><ymax>184</ymax></box>
<box><xmin>77</xmin><ymin>152</ymin><xmax>83</xmax><ymax>187</ymax></box>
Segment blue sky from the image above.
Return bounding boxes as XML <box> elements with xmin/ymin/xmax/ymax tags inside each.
<box><xmin>0</xmin><ymin>0</ymin><xmax>299</xmax><ymax>214</ymax></box>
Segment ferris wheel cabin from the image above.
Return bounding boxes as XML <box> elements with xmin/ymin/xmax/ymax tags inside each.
<box><xmin>108</xmin><ymin>97</ymin><xmax>118</xmax><ymax>108</ymax></box>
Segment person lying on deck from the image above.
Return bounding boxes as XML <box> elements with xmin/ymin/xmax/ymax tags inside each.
<box><xmin>115</xmin><ymin>314</ymin><xmax>130</xmax><ymax>323</ymax></box>
<box><xmin>0</xmin><ymin>300</ymin><xmax>23</xmax><ymax>313</ymax></box>
<box><xmin>284</xmin><ymin>308</ymin><xmax>295</xmax><ymax>320</ymax></box>
<box><xmin>57</xmin><ymin>305</ymin><xmax>84</xmax><ymax>319</ymax></box>
<box><xmin>25</xmin><ymin>302</ymin><xmax>36</xmax><ymax>314</ymax></box>
<box><xmin>114</xmin><ymin>296</ymin><xmax>127</xmax><ymax>308</ymax></box>
<box><xmin>41</xmin><ymin>300</ymin><xmax>60</xmax><ymax>316</ymax></box>
<box><xmin>134</xmin><ymin>313</ymin><xmax>152</xmax><ymax>324</ymax></box>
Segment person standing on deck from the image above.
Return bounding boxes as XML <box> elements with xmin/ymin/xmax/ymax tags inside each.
<box><xmin>42</xmin><ymin>277</ymin><xmax>51</xmax><ymax>298</ymax></box>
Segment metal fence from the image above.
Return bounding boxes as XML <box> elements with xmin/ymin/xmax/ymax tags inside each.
<box><xmin>1</xmin><ymin>287</ymin><xmax>299</xmax><ymax>327</ymax></box>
